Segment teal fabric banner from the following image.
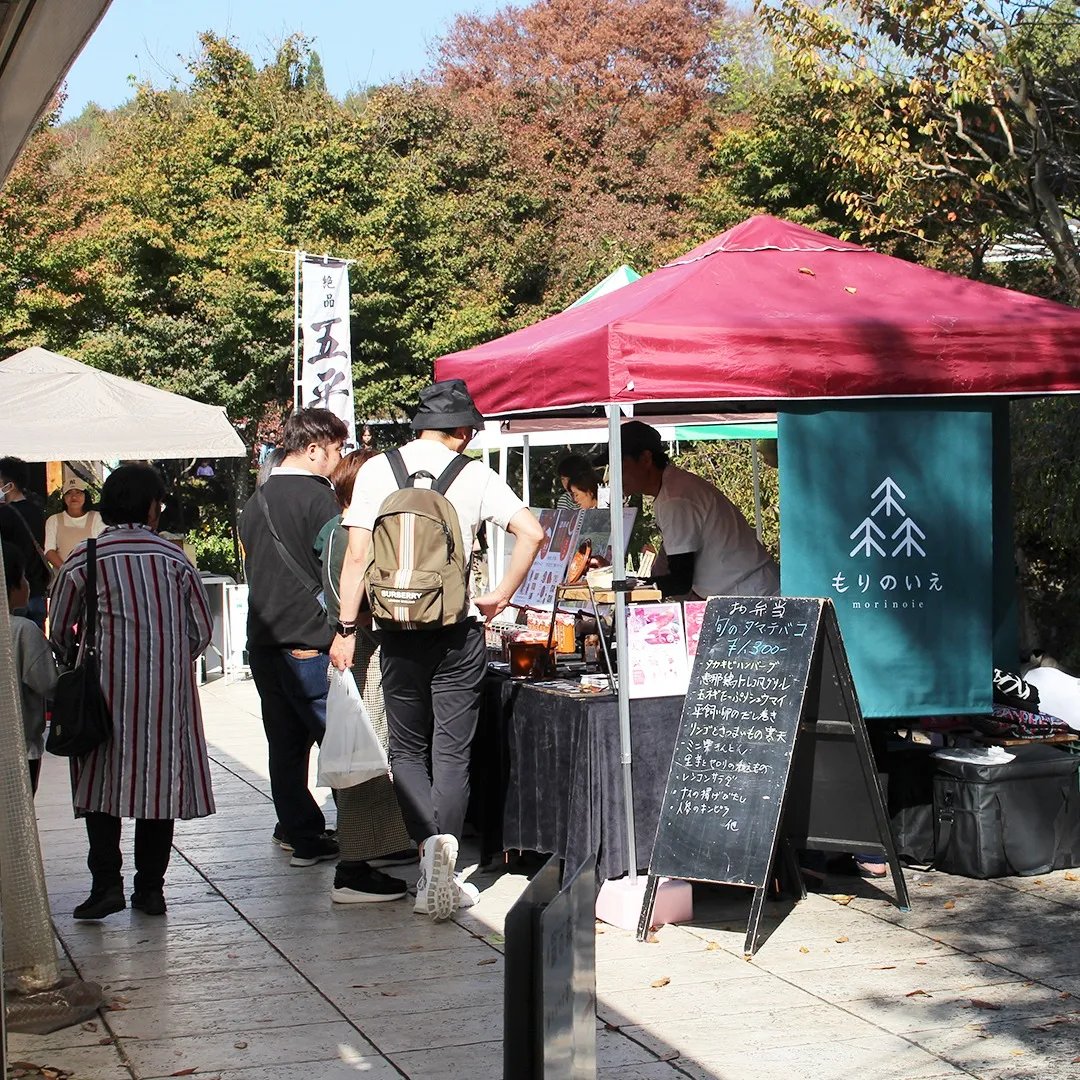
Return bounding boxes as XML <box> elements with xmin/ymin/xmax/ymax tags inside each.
<box><xmin>778</xmin><ymin>404</ymin><xmax>994</xmax><ymax>717</ymax></box>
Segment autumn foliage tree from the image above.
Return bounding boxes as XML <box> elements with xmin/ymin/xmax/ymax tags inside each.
<box><xmin>431</xmin><ymin>0</ymin><xmax>729</xmax><ymax>298</ymax></box>
<box><xmin>759</xmin><ymin>0</ymin><xmax>1080</xmax><ymax>300</ymax></box>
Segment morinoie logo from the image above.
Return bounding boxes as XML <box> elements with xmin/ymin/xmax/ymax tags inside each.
<box><xmin>381</xmin><ymin>589</ymin><xmax>423</xmax><ymax>602</ymax></box>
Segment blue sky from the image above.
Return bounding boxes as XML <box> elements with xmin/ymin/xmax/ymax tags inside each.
<box><xmin>62</xmin><ymin>0</ymin><xmax>503</xmax><ymax>118</ymax></box>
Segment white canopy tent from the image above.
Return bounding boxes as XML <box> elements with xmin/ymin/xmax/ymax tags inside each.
<box><xmin>0</xmin><ymin>347</ymin><xmax>246</xmax><ymax>461</ymax></box>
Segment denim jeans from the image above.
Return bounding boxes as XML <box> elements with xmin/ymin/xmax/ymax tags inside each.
<box><xmin>248</xmin><ymin>647</ymin><xmax>330</xmax><ymax>853</ymax></box>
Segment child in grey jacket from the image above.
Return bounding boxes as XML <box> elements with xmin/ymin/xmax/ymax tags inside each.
<box><xmin>4</xmin><ymin>541</ymin><xmax>57</xmax><ymax>793</ymax></box>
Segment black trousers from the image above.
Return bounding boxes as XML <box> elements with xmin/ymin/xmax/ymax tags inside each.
<box><xmin>247</xmin><ymin>646</ymin><xmax>329</xmax><ymax>853</ymax></box>
<box><xmin>380</xmin><ymin>620</ymin><xmax>485</xmax><ymax>845</ymax></box>
<box><xmin>85</xmin><ymin>812</ymin><xmax>174</xmax><ymax>895</ymax></box>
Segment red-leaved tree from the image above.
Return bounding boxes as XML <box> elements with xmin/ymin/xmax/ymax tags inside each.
<box><xmin>431</xmin><ymin>0</ymin><xmax>728</xmax><ymax>301</ymax></box>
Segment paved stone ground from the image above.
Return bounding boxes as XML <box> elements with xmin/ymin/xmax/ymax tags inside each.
<box><xmin>10</xmin><ymin>676</ymin><xmax>1080</xmax><ymax>1079</ymax></box>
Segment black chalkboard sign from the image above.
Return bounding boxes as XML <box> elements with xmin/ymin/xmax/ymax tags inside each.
<box><xmin>638</xmin><ymin>596</ymin><xmax>909</xmax><ymax>955</ymax></box>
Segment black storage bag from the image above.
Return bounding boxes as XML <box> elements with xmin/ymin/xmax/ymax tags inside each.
<box><xmin>932</xmin><ymin>744</ymin><xmax>1080</xmax><ymax>878</ymax></box>
<box><xmin>886</xmin><ymin>746</ymin><xmax>937</xmax><ymax>866</ymax></box>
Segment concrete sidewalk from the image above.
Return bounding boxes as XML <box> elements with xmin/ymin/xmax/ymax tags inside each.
<box><xmin>10</xmin><ymin>676</ymin><xmax>1080</xmax><ymax>1079</ymax></box>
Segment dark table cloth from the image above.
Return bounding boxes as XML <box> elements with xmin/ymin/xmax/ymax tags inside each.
<box><xmin>476</xmin><ymin>673</ymin><xmax>683</xmax><ymax>882</ymax></box>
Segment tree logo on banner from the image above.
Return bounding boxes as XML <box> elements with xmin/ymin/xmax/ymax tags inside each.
<box><xmin>832</xmin><ymin>477</ymin><xmax>942</xmax><ymax>607</ymax></box>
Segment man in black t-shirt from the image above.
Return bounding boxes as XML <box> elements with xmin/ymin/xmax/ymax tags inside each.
<box><xmin>0</xmin><ymin>457</ymin><xmax>48</xmax><ymax>630</ymax></box>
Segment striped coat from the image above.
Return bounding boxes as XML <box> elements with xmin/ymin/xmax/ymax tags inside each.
<box><xmin>49</xmin><ymin>525</ymin><xmax>216</xmax><ymax>820</ymax></box>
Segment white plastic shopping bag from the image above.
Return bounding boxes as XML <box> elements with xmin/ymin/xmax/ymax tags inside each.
<box><xmin>318</xmin><ymin>668</ymin><xmax>388</xmax><ymax>788</ymax></box>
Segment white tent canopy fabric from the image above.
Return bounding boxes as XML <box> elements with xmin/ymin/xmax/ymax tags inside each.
<box><xmin>0</xmin><ymin>347</ymin><xmax>246</xmax><ymax>460</ymax></box>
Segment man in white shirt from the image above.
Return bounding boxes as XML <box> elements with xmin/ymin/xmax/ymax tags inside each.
<box><xmin>619</xmin><ymin>421</ymin><xmax>779</xmax><ymax>600</ymax></box>
<box><xmin>330</xmin><ymin>380</ymin><xmax>544</xmax><ymax>921</ymax></box>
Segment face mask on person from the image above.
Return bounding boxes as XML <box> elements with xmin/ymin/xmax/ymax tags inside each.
<box><xmin>0</xmin><ymin>482</ymin><xmax>11</xmax><ymax>503</ymax></box>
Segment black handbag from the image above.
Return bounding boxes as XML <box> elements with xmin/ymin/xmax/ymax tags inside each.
<box><xmin>46</xmin><ymin>538</ymin><xmax>112</xmax><ymax>758</ymax></box>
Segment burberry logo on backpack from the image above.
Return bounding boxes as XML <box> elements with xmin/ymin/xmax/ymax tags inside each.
<box><xmin>365</xmin><ymin>449</ymin><xmax>471</xmax><ymax>630</ymax></box>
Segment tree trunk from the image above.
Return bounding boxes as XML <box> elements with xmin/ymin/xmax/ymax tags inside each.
<box><xmin>1030</xmin><ymin>172</ymin><xmax>1080</xmax><ymax>304</ymax></box>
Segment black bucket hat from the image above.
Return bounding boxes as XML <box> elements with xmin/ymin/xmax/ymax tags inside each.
<box><xmin>411</xmin><ymin>379</ymin><xmax>486</xmax><ymax>432</ymax></box>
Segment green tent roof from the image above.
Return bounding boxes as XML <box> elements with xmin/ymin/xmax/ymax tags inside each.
<box><xmin>567</xmin><ymin>265</ymin><xmax>641</xmax><ymax>309</ymax></box>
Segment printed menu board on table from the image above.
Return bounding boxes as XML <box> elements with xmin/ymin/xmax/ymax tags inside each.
<box><xmin>575</xmin><ymin>507</ymin><xmax>638</xmax><ymax>571</ymax></box>
<box><xmin>683</xmin><ymin>600</ymin><xmax>708</xmax><ymax>658</ymax></box>
<box><xmin>510</xmin><ymin>507</ymin><xmax>582</xmax><ymax>610</ymax></box>
<box><xmin>625</xmin><ymin>602</ymin><xmax>689</xmax><ymax>699</ymax></box>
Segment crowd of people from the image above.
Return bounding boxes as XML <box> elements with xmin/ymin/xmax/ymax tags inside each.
<box><xmin>2</xmin><ymin>379</ymin><xmax>777</xmax><ymax>924</ymax></box>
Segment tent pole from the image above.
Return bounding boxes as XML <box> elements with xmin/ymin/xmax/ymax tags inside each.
<box><xmin>607</xmin><ymin>404</ymin><xmax>638</xmax><ymax>884</ymax></box>
<box><xmin>483</xmin><ymin>447</ymin><xmax>497</xmax><ymax>591</ymax></box>
<box><xmin>521</xmin><ymin>434</ymin><xmax>530</xmax><ymax>505</ymax></box>
<box><xmin>497</xmin><ymin>447</ymin><xmax>508</xmax><ymax>585</ymax></box>
<box><xmin>751</xmin><ymin>439</ymin><xmax>763</xmax><ymax>543</ymax></box>
<box><xmin>292</xmin><ymin>249</ymin><xmax>302</xmax><ymax>411</ymax></box>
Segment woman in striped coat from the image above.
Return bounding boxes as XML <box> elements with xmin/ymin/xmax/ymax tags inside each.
<box><xmin>50</xmin><ymin>465</ymin><xmax>215</xmax><ymax>919</ymax></box>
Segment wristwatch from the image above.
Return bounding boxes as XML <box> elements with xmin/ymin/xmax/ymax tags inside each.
<box><xmin>334</xmin><ymin>620</ymin><xmax>358</xmax><ymax>637</ymax></box>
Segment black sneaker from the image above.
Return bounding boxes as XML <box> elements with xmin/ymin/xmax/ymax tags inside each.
<box><xmin>73</xmin><ymin>885</ymin><xmax>125</xmax><ymax>920</ymax></box>
<box><xmin>369</xmin><ymin>848</ymin><xmax>419</xmax><ymax>869</ymax></box>
<box><xmin>130</xmin><ymin>891</ymin><xmax>167</xmax><ymax>916</ymax></box>
<box><xmin>331</xmin><ymin>864</ymin><xmax>408</xmax><ymax>904</ymax></box>
<box><xmin>290</xmin><ymin>834</ymin><xmax>340</xmax><ymax>867</ymax></box>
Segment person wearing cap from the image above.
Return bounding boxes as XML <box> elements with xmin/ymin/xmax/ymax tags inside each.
<box><xmin>331</xmin><ymin>379</ymin><xmax>544</xmax><ymax>922</ymax></box>
<box><xmin>619</xmin><ymin>420</ymin><xmax>779</xmax><ymax>600</ymax></box>
<box><xmin>45</xmin><ymin>476</ymin><xmax>104</xmax><ymax>568</ymax></box>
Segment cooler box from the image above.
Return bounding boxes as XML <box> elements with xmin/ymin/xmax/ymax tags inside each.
<box><xmin>932</xmin><ymin>745</ymin><xmax>1080</xmax><ymax>878</ymax></box>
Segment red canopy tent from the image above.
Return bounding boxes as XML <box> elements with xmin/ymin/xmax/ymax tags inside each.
<box><xmin>434</xmin><ymin>214</ymin><xmax>1080</xmax><ymax>899</ymax></box>
<box><xmin>436</xmin><ymin>215</ymin><xmax>1080</xmax><ymax>415</ymax></box>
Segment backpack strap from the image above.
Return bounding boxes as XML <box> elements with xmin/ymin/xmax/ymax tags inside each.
<box><xmin>432</xmin><ymin>454</ymin><xmax>471</xmax><ymax>496</ymax></box>
<box><xmin>386</xmin><ymin>448</ymin><xmax>412</xmax><ymax>491</ymax></box>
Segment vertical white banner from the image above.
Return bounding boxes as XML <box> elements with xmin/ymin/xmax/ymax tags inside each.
<box><xmin>300</xmin><ymin>258</ymin><xmax>356</xmax><ymax>446</ymax></box>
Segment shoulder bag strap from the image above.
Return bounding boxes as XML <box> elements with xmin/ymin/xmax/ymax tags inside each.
<box><xmin>432</xmin><ymin>453</ymin><xmax>471</xmax><ymax>496</ymax></box>
<box><xmin>9</xmin><ymin>504</ymin><xmax>52</xmax><ymax>575</ymax></box>
<box><xmin>83</xmin><ymin>538</ymin><xmax>99</xmax><ymax>661</ymax></box>
<box><xmin>385</xmin><ymin>448</ymin><xmax>412</xmax><ymax>490</ymax></box>
<box><xmin>254</xmin><ymin>487</ymin><xmax>322</xmax><ymax>599</ymax></box>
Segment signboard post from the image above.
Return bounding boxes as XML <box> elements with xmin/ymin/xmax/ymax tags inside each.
<box><xmin>504</xmin><ymin>854</ymin><xmax>597</xmax><ymax>1080</ymax></box>
<box><xmin>638</xmin><ymin>596</ymin><xmax>909</xmax><ymax>956</ymax></box>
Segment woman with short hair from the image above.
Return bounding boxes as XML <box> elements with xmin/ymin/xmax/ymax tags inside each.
<box><xmin>50</xmin><ymin>464</ymin><xmax>215</xmax><ymax>920</ymax></box>
<box><xmin>565</xmin><ymin>463</ymin><xmax>600</xmax><ymax>510</ymax></box>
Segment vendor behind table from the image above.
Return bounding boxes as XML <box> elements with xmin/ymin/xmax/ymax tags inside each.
<box><xmin>618</xmin><ymin>420</ymin><xmax>779</xmax><ymax>601</ymax></box>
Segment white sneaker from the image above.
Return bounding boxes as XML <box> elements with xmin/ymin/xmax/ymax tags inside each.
<box><xmin>424</xmin><ymin>833</ymin><xmax>458</xmax><ymax>922</ymax></box>
<box><xmin>455</xmin><ymin>879</ymin><xmax>480</xmax><ymax>909</ymax></box>
<box><xmin>413</xmin><ymin>837</ymin><xmax>436</xmax><ymax>915</ymax></box>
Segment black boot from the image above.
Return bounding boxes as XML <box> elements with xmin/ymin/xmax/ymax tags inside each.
<box><xmin>73</xmin><ymin>884</ymin><xmax>125</xmax><ymax>920</ymax></box>
<box><xmin>130</xmin><ymin>890</ymin><xmax>167</xmax><ymax>916</ymax></box>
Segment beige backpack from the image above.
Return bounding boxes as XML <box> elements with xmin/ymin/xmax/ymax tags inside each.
<box><xmin>365</xmin><ymin>449</ymin><xmax>471</xmax><ymax>629</ymax></box>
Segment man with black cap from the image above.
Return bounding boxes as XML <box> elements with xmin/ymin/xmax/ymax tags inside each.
<box><xmin>619</xmin><ymin>420</ymin><xmax>779</xmax><ymax>600</ymax></box>
<box><xmin>331</xmin><ymin>379</ymin><xmax>544</xmax><ymax>922</ymax></box>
